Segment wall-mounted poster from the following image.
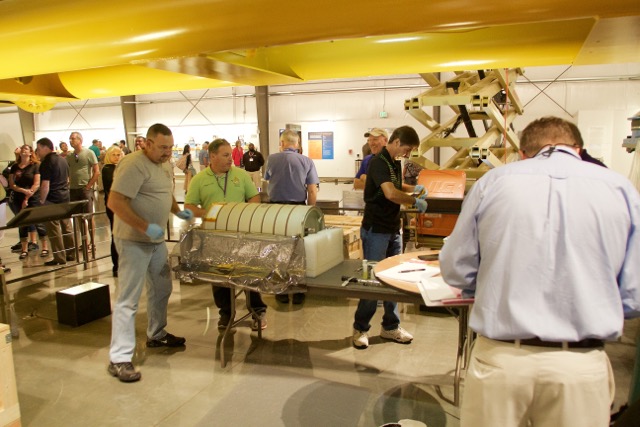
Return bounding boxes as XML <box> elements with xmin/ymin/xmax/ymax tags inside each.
<box><xmin>308</xmin><ymin>132</ymin><xmax>334</xmax><ymax>160</ymax></box>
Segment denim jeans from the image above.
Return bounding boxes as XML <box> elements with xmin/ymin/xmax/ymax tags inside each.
<box><xmin>353</xmin><ymin>226</ymin><xmax>402</xmax><ymax>332</ymax></box>
<box><xmin>110</xmin><ymin>238</ymin><xmax>173</xmax><ymax>363</ymax></box>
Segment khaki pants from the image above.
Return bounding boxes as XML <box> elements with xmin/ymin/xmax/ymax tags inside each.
<box><xmin>46</xmin><ymin>218</ymin><xmax>75</xmax><ymax>263</ymax></box>
<box><xmin>461</xmin><ymin>336</ymin><xmax>614</xmax><ymax>427</ymax></box>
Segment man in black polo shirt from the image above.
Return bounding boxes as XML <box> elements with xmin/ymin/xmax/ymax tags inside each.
<box><xmin>352</xmin><ymin>125</ymin><xmax>428</xmax><ymax>349</ymax></box>
<box><xmin>37</xmin><ymin>138</ymin><xmax>75</xmax><ymax>265</ymax></box>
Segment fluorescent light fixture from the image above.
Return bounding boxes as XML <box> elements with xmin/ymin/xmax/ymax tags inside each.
<box><xmin>375</xmin><ymin>37</ymin><xmax>421</xmax><ymax>44</ymax></box>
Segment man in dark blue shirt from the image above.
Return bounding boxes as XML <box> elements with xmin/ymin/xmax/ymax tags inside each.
<box><xmin>37</xmin><ymin>138</ymin><xmax>75</xmax><ymax>265</ymax></box>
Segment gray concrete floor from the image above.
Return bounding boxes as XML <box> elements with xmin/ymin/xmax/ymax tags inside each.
<box><xmin>0</xmin><ymin>188</ymin><xmax>637</xmax><ymax>427</ymax></box>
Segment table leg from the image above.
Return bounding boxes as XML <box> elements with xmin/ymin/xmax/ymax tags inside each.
<box><xmin>453</xmin><ymin>306</ymin><xmax>470</xmax><ymax>407</ymax></box>
<box><xmin>219</xmin><ymin>286</ymin><xmax>236</xmax><ymax>368</ymax></box>
<box><xmin>219</xmin><ymin>287</ymin><xmax>260</xmax><ymax>368</ymax></box>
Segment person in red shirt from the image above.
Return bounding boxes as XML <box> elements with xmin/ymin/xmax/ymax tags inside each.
<box><xmin>232</xmin><ymin>140</ymin><xmax>244</xmax><ymax>167</ymax></box>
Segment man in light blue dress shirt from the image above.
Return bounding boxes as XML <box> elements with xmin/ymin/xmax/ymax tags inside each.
<box><xmin>440</xmin><ymin>117</ymin><xmax>640</xmax><ymax>427</ymax></box>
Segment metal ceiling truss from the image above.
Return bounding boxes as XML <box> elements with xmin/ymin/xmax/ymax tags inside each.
<box><xmin>405</xmin><ymin>68</ymin><xmax>524</xmax><ymax>181</ymax></box>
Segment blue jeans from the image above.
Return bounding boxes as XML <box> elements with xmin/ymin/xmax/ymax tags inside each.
<box><xmin>353</xmin><ymin>227</ymin><xmax>402</xmax><ymax>332</ymax></box>
<box><xmin>110</xmin><ymin>238</ymin><xmax>173</xmax><ymax>363</ymax></box>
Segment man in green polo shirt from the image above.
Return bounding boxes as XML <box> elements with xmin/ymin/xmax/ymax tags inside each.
<box><xmin>185</xmin><ymin>138</ymin><xmax>268</xmax><ymax>331</ymax></box>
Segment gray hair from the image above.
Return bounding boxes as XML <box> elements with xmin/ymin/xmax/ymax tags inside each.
<box><xmin>280</xmin><ymin>130</ymin><xmax>299</xmax><ymax>148</ymax></box>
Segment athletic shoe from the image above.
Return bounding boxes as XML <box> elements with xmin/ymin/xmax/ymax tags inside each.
<box><xmin>353</xmin><ymin>329</ymin><xmax>369</xmax><ymax>349</ymax></box>
<box><xmin>146</xmin><ymin>332</ymin><xmax>186</xmax><ymax>348</ymax></box>
<box><xmin>108</xmin><ymin>362</ymin><xmax>141</xmax><ymax>382</ymax></box>
<box><xmin>380</xmin><ymin>327</ymin><xmax>413</xmax><ymax>344</ymax></box>
<box><xmin>251</xmin><ymin>313</ymin><xmax>267</xmax><ymax>331</ymax></box>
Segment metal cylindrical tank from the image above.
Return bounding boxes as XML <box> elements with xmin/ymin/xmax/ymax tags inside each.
<box><xmin>202</xmin><ymin>202</ymin><xmax>324</xmax><ymax>236</ymax></box>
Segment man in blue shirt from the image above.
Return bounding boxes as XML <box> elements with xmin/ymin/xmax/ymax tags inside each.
<box><xmin>440</xmin><ymin>116</ymin><xmax>640</xmax><ymax>427</ymax></box>
<box><xmin>265</xmin><ymin>130</ymin><xmax>319</xmax><ymax>205</ymax></box>
<box><xmin>265</xmin><ymin>129</ymin><xmax>319</xmax><ymax>304</ymax></box>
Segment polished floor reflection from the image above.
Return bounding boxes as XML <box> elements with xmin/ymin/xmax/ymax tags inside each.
<box><xmin>1</xmin><ymin>198</ymin><xmax>637</xmax><ymax>427</ymax></box>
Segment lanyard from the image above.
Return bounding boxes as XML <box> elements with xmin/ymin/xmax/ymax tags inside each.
<box><xmin>214</xmin><ymin>171</ymin><xmax>228</xmax><ymax>198</ymax></box>
<box><xmin>379</xmin><ymin>152</ymin><xmax>401</xmax><ymax>189</ymax></box>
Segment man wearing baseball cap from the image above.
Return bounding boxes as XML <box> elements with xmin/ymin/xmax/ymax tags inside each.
<box><xmin>354</xmin><ymin>128</ymin><xmax>388</xmax><ymax>190</ymax></box>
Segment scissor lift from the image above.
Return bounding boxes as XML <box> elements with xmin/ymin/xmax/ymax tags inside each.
<box><xmin>403</xmin><ymin>69</ymin><xmax>525</xmax><ymax>247</ymax></box>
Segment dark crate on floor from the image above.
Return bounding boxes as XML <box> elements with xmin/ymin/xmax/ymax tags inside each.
<box><xmin>56</xmin><ymin>282</ymin><xmax>111</xmax><ymax>327</ymax></box>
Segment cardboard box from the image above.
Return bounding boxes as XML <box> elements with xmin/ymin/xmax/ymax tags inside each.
<box><xmin>56</xmin><ymin>282</ymin><xmax>111</xmax><ymax>327</ymax></box>
<box><xmin>0</xmin><ymin>324</ymin><xmax>20</xmax><ymax>427</ymax></box>
<box><xmin>342</xmin><ymin>190</ymin><xmax>365</xmax><ymax>209</ymax></box>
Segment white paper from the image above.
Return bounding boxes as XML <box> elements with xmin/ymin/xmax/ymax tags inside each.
<box><xmin>375</xmin><ymin>262</ymin><xmax>440</xmax><ymax>283</ymax></box>
<box><xmin>416</xmin><ymin>276</ymin><xmax>458</xmax><ymax>304</ymax></box>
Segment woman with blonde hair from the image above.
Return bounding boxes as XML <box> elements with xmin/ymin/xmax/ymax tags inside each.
<box><xmin>9</xmin><ymin>145</ymin><xmax>49</xmax><ymax>260</ymax></box>
<box><xmin>101</xmin><ymin>145</ymin><xmax>123</xmax><ymax>276</ymax></box>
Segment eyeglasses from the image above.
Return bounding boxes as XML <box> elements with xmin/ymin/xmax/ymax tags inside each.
<box><xmin>73</xmin><ymin>153</ymin><xmax>79</xmax><ymax>163</ymax></box>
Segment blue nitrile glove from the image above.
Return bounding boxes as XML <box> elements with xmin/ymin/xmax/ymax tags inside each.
<box><xmin>413</xmin><ymin>184</ymin><xmax>425</xmax><ymax>196</ymax></box>
<box><xmin>415</xmin><ymin>198</ymin><xmax>428</xmax><ymax>213</ymax></box>
<box><xmin>145</xmin><ymin>223</ymin><xmax>164</xmax><ymax>239</ymax></box>
<box><xmin>176</xmin><ymin>209</ymin><xmax>193</xmax><ymax>221</ymax></box>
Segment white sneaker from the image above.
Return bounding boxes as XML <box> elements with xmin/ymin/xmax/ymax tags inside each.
<box><xmin>380</xmin><ymin>326</ymin><xmax>413</xmax><ymax>344</ymax></box>
<box><xmin>353</xmin><ymin>329</ymin><xmax>369</xmax><ymax>349</ymax></box>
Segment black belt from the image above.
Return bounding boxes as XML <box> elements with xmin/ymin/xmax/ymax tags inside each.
<box><xmin>497</xmin><ymin>337</ymin><xmax>604</xmax><ymax>349</ymax></box>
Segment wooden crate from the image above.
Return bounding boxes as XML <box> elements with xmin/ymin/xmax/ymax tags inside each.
<box><xmin>324</xmin><ymin>214</ymin><xmax>363</xmax><ymax>228</ymax></box>
<box><xmin>324</xmin><ymin>215</ymin><xmax>363</xmax><ymax>259</ymax></box>
<box><xmin>0</xmin><ymin>324</ymin><xmax>21</xmax><ymax>427</ymax></box>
